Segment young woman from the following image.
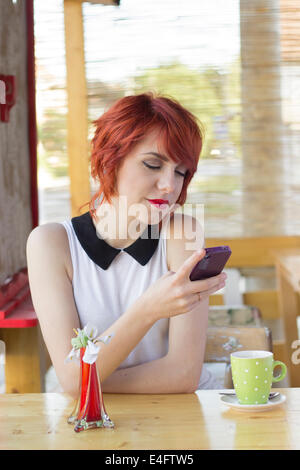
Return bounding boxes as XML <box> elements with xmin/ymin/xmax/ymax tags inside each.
<box><xmin>26</xmin><ymin>93</ymin><xmax>226</xmax><ymax>397</ymax></box>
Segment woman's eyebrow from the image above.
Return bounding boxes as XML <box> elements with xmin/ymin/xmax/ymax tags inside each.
<box><xmin>143</xmin><ymin>151</ymin><xmax>186</xmax><ymax>166</ymax></box>
<box><xmin>142</xmin><ymin>152</ymin><xmax>169</xmax><ymax>162</ymax></box>
<box><xmin>142</xmin><ymin>152</ymin><xmax>186</xmax><ymax>170</ymax></box>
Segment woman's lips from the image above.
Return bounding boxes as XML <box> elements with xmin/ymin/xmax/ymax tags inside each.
<box><xmin>147</xmin><ymin>199</ymin><xmax>169</xmax><ymax>208</ymax></box>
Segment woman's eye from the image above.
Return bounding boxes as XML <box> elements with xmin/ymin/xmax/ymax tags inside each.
<box><xmin>143</xmin><ymin>161</ymin><xmax>186</xmax><ymax>177</ymax></box>
<box><xmin>176</xmin><ymin>170</ymin><xmax>186</xmax><ymax>178</ymax></box>
<box><xmin>143</xmin><ymin>162</ymin><xmax>160</xmax><ymax>170</ymax></box>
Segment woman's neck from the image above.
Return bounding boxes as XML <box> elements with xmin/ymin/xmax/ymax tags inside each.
<box><xmin>92</xmin><ymin>202</ymin><xmax>149</xmax><ymax>250</ymax></box>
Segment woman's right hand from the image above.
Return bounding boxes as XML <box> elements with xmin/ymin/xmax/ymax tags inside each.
<box><xmin>139</xmin><ymin>249</ymin><xmax>227</xmax><ymax>322</ymax></box>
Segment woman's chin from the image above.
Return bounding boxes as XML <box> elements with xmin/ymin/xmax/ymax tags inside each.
<box><xmin>146</xmin><ymin>208</ymin><xmax>172</xmax><ymax>226</ymax></box>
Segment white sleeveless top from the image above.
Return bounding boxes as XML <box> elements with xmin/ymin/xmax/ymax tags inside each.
<box><xmin>61</xmin><ymin>213</ymin><xmax>220</xmax><ymax>389</ymax></box>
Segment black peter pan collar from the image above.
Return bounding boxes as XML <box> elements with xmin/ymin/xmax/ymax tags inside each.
<box><xmin>71</xmin><ymin>212</ymin><xmax>160</xmax><ymax>270</ymax></box>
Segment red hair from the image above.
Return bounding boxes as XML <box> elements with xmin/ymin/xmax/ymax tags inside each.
<box><xmin>81</xmin><ymin>92</ymin><xmax>204</xmax><ymax>220</ymax></box>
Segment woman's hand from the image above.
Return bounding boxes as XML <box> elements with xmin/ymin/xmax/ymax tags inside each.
<box><xmin>139</xmin><ymin>249</ymin><xmax>227</xmax><ymax>322</ymax></box>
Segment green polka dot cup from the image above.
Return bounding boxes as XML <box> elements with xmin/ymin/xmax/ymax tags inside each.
<box><xmin>231</xmin><ymin>351</ymin><xmax>287</xmax><ymax>405</ymax></box>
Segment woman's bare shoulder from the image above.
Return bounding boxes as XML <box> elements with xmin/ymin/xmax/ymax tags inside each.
<box><xmin>166</xmin><ymin>213</ymin><xmax>204</xmax><ymax>271</ymax></box>
<box><xmin>27</xmin><ymin>222</ymin><xmax>67</xmax><ymax>246</ymax></box>
<box><xmin>27</xmin><ymin>223</ymin><xmax>72</xmax><ymax>280</ymax></box>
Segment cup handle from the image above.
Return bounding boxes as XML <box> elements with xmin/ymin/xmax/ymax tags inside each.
<box><xmin>272</xmin><ymin>360</ymin><xmax>287</xmax><ymax>383</ymax></box>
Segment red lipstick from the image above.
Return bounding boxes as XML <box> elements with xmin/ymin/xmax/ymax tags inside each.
<box><xmin>147</xmin><ymin>199</ymin><xmax>169</xmax><ymax>209</ymax></box>
<box><xmin>148</xmin><ymin>199</ymin><xmax>169</xmax><ymax>205</ymax></box>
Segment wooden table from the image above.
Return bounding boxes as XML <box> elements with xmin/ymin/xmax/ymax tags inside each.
<box><xmin>273</xmin><ymin>248</ymin><xmax>300</xmax><ymax>387</ymax></box>
<box><xmin>1</xmin><ymin>389</ymin><xmax>300</xmax><ymax>450</ymax></box>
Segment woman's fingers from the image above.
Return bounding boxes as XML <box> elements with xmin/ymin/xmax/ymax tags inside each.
<box><xmin>175</xmin><ymin>249</ymin><xmax>206</xmax><ymax>281</ymax></box>
<box><xmin>175</xmin><ymin>250</ymin><xmax>227</xmax><ymax>294</ymax></box>
<box><xmin>185</xmin><ymin>271</ymin><xmax>226</xmax><ymax>296</ymax></box>
<box><xmin>188</xmin><ymin>279</ymin><xmax>226</xmax><ymax>311</ymax></box>
<box><xmin>198</xmin><ymin>279</ymin><xmax>226</xmax><ymax>300</ymax></box>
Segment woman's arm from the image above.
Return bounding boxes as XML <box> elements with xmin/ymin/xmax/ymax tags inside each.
<box><xmin>165</xmin><ymin>214</ymin><xmax>211</xmax><ymax>391</ymax></box>
<box><xmin>27</xmin><ymin>220</ymin><xmax>224</xmax><ymax>397</ymax></box>
<box><xmin>101</xmin><ymin>215</ymin><xmax>224</xmax><ymax>394</ymax></box>
<box><xmin>26</xmin><ymin>224</ymin><xmax>156</xmax><ymax>398</ymax></box>
<box><xmin>101</xmin><ymin>294</ymin><xmax>207</xmax><ymax>394</ymax></box>
<box><xmin>101</xmin><ymin>353</ymin><xmax>197</xmax><ymax>394</ymax></box>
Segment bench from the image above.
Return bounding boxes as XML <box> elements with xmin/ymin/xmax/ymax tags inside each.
<box><xmin>0</xmin><ymin>268</ymin><xmax>47</xmax><ymax>393</ymax></box>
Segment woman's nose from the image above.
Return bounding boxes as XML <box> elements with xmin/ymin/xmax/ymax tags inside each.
<box><xmin>157</xmin><ymin>170</ymin><xmax>176</xmax><ymax>194</ymax></box>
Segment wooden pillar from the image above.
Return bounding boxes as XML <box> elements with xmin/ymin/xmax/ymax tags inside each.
<box><xmin>63</xmin><ymin>0</ymin><xmax>91</xmax><ymax>217</ymax></box>
<box><xmin>276</xmin><ymin>267</ymin><xmax>300</xmax><ymax>387</ymax></box>
<box><xmin>240</xmin><ymin>0</ymin><xmax>286</xmax><ymax>236</ymax></box>
<box><xmin>0</xmin><ymin>327</ymin><xmax>45</xmax><ymax>393</ymax></box>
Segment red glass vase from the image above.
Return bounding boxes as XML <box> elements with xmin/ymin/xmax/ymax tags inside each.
<box><xmin>68</xmin><ymin>348</ymin><xmax>114</xmax><ymax>432</ymax></box>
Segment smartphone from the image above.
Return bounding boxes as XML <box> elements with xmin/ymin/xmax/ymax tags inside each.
<box><xmin>189</xmin><ymin>246</ymin><xmax>232</xmax><ymax>281</ymax></box>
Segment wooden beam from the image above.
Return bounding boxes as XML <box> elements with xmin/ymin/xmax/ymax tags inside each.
<box><xmin>206</xmin><ymin>236</ymin><xmax>300</xmax><ymax>267</ymax></box>
<box><xmin>64</xmin><ymin>0</ymin><xmax>91</xmax><ymax>217</ymax></box>
<box><xmin>71</xmin><ymin>0</ymin><xmax>119</xmax><ymax>4</ymax></box>
<box><xmin>273</xmin><ymin>339</ymin><xmax>289</xmax><ymax>368</ymax></box>
<box><xmin>0</xmin><ymin>326</ymin><xmax>44</xmax><ymax>393</ymax></box>
<box><xmin>243</xmin><ymin>290</ymin><xmax>280</xmax><ymax>320</ymax></box>
<box><xmin>209</xmin><ymin>294</ymin><xmax>223</xmax><ymax>306</ymax></box>
<box><xmin>209</xmin><ymin>290</ymin><xmax>280</xmax><ymax>320</ymax></box>
<box><xmin>85</xmin><ymin>0</ymin><xmax>120</xmax><ymax>4</ymax></box>
<box><xmin>276</xmin><ymin>265</ymin><xmax>300</xmax><ymax>387</ymax></box>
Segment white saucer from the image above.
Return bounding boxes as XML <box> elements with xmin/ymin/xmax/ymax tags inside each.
<box><xmin>220</xmin><ymin>393</ymin><xmax>286</xmax><ymax>412</ymax></box>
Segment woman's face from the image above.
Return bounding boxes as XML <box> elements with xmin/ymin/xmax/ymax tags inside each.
<box><xmin>114</xmin><ymin>128</ymin><xmax>187</xmax><ymax>226</ymax></box>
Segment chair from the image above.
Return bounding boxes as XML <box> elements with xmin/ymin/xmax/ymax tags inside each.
<box><xmin>205</xmin><ymin>325</ymin><xmax>273</xmax><ymax>388</ymax></box>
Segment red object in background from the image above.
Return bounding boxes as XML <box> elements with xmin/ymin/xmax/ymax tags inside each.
<box><xmin>0</xmin><ymin>75</ymin><xmax>16</xmax><ymax>122</ymax></box>
<box><xmin>0</xmin><ymin>268</ymin><xmax>38</xmax><ymax>328</ymax></box>
<box><xmin>68</xmin><ymin>348</ymin><xmax>114</xmax><ymax>433</ymax></box>
<box><xmin>0</xmin><ymin>1</ymin><xmax>38</xmax><ymax>225</ymax></box>
<box><xmin>0</xmin><ymin>1</ymin><xmax>38</xmax><ymax>327</ymax></box>
<box><xmin>26</xmin><ymin>0</ymin><xmax>39</xmax><ymax>228</ymax></box>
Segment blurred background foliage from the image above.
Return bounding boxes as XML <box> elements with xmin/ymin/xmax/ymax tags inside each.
<box><xmin>38</xmin><ymin>108</ymin><xmax>68</xmax><ymax>178</ymax></box>
<box><xmin>132</xmin><ymin>59</ymin><xmax>241</xmax><ymax>159</ymax></box>
<box><xmin>35</xmin><ymin>0</ymin><xmax>300</xmax><ymax>237</ymax></box>
<box><xmin>38</xmin><ymin>58</ymin><xmax>241</xmax><ymax>177</ymax></box>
